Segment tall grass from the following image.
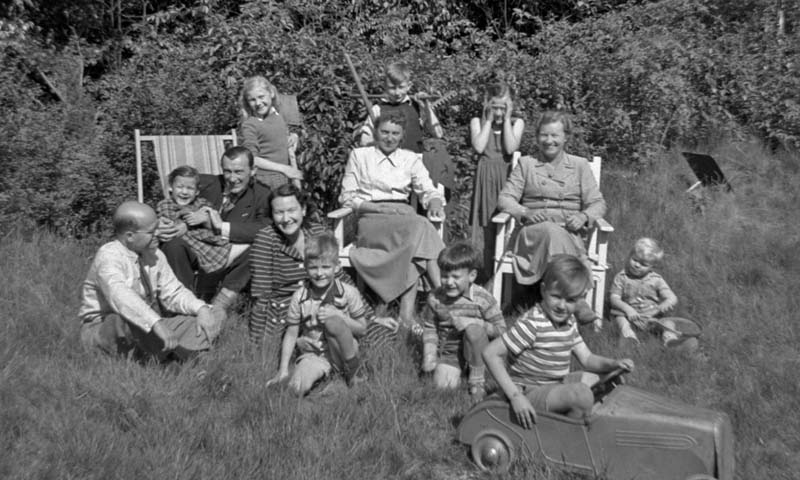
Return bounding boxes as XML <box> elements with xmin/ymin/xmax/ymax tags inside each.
<box><xmin>1</xmin><ymin>141</ymin><xmax>798</xmax><ymax>479</ymax></box>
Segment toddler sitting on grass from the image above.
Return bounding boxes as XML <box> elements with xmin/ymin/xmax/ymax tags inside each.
<box><xmin>484</xmin><ymin>254</ymin><xmax>633</xmax><ymax>425</ymax></box>
<box><xmin>609</xmin><ymin>237</ymin><xmax>684</xmax><ymax>348</ymax></box>
<box><xmin>267</xmin><ymin>232</ymin><xmax>368</xmax><ymax>396</ymax></box>
<box><xmin>421</xmin><ymin>241</ymin><xmax>506</xmax><ymax>398</ymax></box>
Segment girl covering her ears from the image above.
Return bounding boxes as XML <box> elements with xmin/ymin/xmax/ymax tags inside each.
<box><xmin>469</xmin><ymin>80</ymin><xmax>524</xmax><ymax>278</ymax></box>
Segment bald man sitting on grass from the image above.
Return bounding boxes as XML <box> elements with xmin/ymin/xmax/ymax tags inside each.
<box><xmin>79</xmin><ymin>201</ymin><xmax>225</xmax><ymax>361</ymax></box>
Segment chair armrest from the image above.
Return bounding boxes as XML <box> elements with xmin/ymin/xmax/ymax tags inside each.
<box><xmin>492</xmin><ymin>212</ymin><xmax>511</xmax><ymax>224</ymax></box>
<box><xmin>327</xmin><ymin>207</ymin><xmax>353</xmax><ymax>220</ymax></box>
<box><xmin>595</xmin><ymin>218</ymin><xmax>614</xmax><ymax>232</ymax></box>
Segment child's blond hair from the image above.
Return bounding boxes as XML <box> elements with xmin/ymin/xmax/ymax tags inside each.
<box><xmin>240</xmin><ymin>76</ymin><xmax>281</xmax><ymax>119</ymax></box>
<box><xmin>632</xmin><ymin>237</ymin><xmax>664</xmax><ymax>263</ymax></box>
<box><xmin>385</xmin><ymin>61</ymin><xmax>412</xmax><ymax>85</ymax></box>
<box><xmin>305</xmin><ymin>232</ymin><xmax>340</xmax><ymax>264</ymax></box>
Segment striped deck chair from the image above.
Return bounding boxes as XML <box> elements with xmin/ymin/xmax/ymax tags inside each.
<box><xmin>134</xmin><ymin>129</ymin><xmax>238</xmax><ymax>202</ymax></box>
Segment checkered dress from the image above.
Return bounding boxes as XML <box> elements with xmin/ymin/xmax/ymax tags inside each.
<box><xmin>156</xmin><ymin>197</ymin><xmax>232</xmax><ymax>273</ymax></box>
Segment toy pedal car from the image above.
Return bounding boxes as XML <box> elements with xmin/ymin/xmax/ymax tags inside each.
<box><xmin>457</xmin><ymin>370</ymin><xmax>734</xmax><ymax>479</ymax></box>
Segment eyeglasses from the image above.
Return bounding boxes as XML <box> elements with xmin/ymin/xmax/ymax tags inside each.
<box><xmin>133</xmin><ymin>227</ymin><xmax>158</xmax><ymax>235</ymax></box>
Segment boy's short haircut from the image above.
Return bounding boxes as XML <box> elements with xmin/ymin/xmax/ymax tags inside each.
<box><xmin>541</xmin><ymin>254</ymin><xmax>591</xmax><ymax>298</ymax></box>
<box><xmin>305</xmin><ymin>231</ymin><xmax>340</xmax><ymax>264</ymax></box>
<box><xmin>633</xmin><ymin>237</ymin><xmax>664</xmax><ymax>263</ymax></box>
<box><xmin>385</xmin><ymin>61</ymin><xmax>411</xmax><ymax>84</ymax></box>
<box><xmin>221</xmin><ymin>146</ymin><xmax>255</xmax><ymax>168</ymax></box>
<box><xmin>168</xmin><ymin>165</ymin><xmax>200</xmax><ymax>186</ymax></box>
<box><xmin>375</xmin><ymin>111</ymin><xmax>407</xmax><ymax>132</ymax></box>
<box><xmin>437</xmin><ymin>241</ymin><xmax>480</xmax><ymax>272</ymax></box>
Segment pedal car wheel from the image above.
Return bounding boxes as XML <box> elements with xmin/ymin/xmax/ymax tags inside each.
<box><xmin>471</xmin><ymin>431</ymin><xmax>514</xmax><ymax>473</ymax></box>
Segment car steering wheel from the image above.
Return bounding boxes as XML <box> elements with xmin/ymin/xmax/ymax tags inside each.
<box><xmin>590</xmin><ymin>367</ymin><xmax>627</xmax><ymax>398</ymax></box>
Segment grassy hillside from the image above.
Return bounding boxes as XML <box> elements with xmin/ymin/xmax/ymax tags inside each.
<box><xmin>1</xmin><ymin>141</ymin><xmax>798</xmax><ymax>479</ymax></box>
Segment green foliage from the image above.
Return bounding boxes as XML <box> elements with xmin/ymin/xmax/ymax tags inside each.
<box><xmin>1</xmin><ymin>0</ymin><xmax>799</xmax><ymax>234</ymax></box>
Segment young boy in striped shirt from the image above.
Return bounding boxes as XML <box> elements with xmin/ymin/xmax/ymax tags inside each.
<box><xmin>483</xmin><ymin>255</ymin><xmax>634</xmax><ymax>427</ymax></box>
<box><xmin>421</xmin><ymin>241</ymin><xmax>506</xmax><ymax>398</ymax></box>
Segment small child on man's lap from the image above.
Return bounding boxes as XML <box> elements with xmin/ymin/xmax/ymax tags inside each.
<box><xmin>483</xmin><ymin>254</ymin><xmax>633</xmax><ymax>425</ymax></box>
<box><xmin>267</xmin><ymin>232</ymin><xmax>368</xmax><ymax>396</ymax></box>
<box><xmin>609</xmin><ymin>237</ymin><xmax>678</xmax><ymax>346</ymax></box>
<box><xmin>156</xmin><ymin>165</ymin><xmax>242</xmax><ymax>274</ymax></box>
<box><xmin>421</xmin><ymin>241</ymin><xmax>506</xmax><ymax>398</ymax></box>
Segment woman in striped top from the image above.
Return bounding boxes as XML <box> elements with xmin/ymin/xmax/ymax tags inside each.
<box><xmin>483</xmin><ymin>255</ymin><xmax>633</xmax><ymax>427</ymax></box>
<box><xmin>249</xmin><ymin>184</ymin><xmax>395</xmax><ymax>350</ymax></box>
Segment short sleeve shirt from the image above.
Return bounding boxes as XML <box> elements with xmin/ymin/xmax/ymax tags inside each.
<box><xmin>502</xmin><ymin>306</ymin><xmax>584</xmax><ymax>386</ymax></box>
<box><xmin>286</xmin><ymin>278</ymin><xmax>368</xmax><ymax>355</ymax></box>
<box><xmin>609</xmin><ymin>270</ymin><xmax>673</xmax><ymax>313</ymax></box>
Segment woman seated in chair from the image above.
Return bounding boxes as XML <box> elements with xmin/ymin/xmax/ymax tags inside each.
<box><xmin>340</xmin><ymin>111</ymin><xmax>446</xmax><ymax>329</ymax></box>
<box><xmin>497</xmin><ymin>111</ymin><xmax>606</xmax><ymax>294</ymax></box>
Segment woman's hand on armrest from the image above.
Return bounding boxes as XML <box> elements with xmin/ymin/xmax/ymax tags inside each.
<box><xmin>427</xmin><ymin>199</ymin><xmax>445</xmax><ymax>222</ymax></box>
<box><xmin>565</xmin><ymin>212</ymin><xmax>589</xmax><ymax>232</ymax></box>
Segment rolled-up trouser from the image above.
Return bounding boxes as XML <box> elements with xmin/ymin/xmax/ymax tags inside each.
<box><xmin>80</xmin><ymin>313</ymin><xmax>210</xmax><ymax>361</ymax></box>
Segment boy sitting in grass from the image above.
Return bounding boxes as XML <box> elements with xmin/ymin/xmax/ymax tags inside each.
<box><xmin>609</xmin><ymin>237</ymin><xmax>682</xmax><ymax>348</ymax></box>
<box><xmin>484</xmin><ymin>254</ymin><xmax>633</xmax><ymax>426</ymax></box>
<box><xmin>421</xmin><ymin>241</ymin><xmax>506</xmax><ymax>398</ymax></box>
<box><xmin>267</xmin><ymin>232</ymin><xmax>368</xmax><ymax>395</ymax></box>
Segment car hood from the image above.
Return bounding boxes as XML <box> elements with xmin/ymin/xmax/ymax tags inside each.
<box><xmin>594</xmin><ymin>386</ymin><xmax>726</xmax><ymax>425</ymax></box>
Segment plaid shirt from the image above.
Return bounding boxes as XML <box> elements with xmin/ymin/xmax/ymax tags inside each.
<box><xmin>157</xmin><ymin>197</ymin><xmax>231</xmax><ymax>273</ymax></box>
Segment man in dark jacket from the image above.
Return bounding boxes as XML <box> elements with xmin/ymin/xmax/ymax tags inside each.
<box><xmin>159</xmin><ymin>146</ymin><xmax>271</xmax><ymax>317</ymax></box>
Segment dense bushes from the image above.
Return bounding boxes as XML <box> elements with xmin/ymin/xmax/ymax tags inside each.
<box><xmin>1</xmin><ymin>0</ymin><xmax>798</xmax><ymax>235</ymax></box>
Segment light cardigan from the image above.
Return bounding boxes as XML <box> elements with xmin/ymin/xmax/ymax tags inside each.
<box><xmin>339</xmin><ymin>146</ymin><xmax>444</xmax><ymax>211</ymax></box>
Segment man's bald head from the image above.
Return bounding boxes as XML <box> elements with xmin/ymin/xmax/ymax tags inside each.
<box><xmin>113</xmin><ymin>201</ymin><xmax>157</xmax><ymax>236</ymax></box>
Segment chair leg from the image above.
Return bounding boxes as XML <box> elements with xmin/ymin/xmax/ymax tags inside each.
<box><xmin>492</xmin><ymin>270</ymin><xmax>503</xmax><ymax>304</ymax></box>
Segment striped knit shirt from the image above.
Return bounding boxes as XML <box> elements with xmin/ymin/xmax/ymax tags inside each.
<box><xmin>249</xmin><ymin>222</ymin><xmax>327</xmax><ymax>342</ymax></box>
<box><xmin>422</xmin><ymin>284</ymin><xmax>505</xmax><ymax>358</ymax></box>
<box><xmin>502</xmin><ymin>306</ymin><xmax>584</xmax><ymax>386</ymax></box>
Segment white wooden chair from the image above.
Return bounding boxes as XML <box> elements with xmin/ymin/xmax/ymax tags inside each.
<box><xmin>134</xmin><ymin>129</ymin><xmax>238</xmax><ymax>202</ymax></box>
<box><xmin>328</xmin><ymin>183</ymin><xmax>445</xmax><ymax>270</ymax></box>
<box><xmin>490</xmin><ymin>156</ymin><xmax>614</xmax><ymax>318</ymax></box>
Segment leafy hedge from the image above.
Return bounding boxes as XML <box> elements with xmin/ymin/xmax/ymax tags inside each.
<box><xmin>1</xmin><ymin>0</ymin><xmax>798</xmax><ymax>235</ymax></box>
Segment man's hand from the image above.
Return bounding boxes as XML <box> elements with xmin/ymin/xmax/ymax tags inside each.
<box><xmin>266</xmin><ymin>370</ymin><xmax>289</xmax><ymax>387</ymax></box>
<box><xmin>509</xmin><ymin>391</ymin><xmax>537</xmax><ymax>429</ymax></box>
<box><xmin>152</xmin><ymin>319</ymin><xmax>178</xmax><ymax>351</ymax></box>
<box><xmin>207</xmin><ymin>209</ymin><xmax>223</xmax><ymax>231</ymax></box>
<box><xmin>182</xmin><ymin>209</ymin><xmax>209</xmax><ymax>227</ymax></box>
<box><xmin>157</xmin><ymin>221</ymin><xmax>187</xmax><ymax>242</ymax></box>
<box><xmin>565</xmin><ymin>212</ymin><xmax>588</xmax><ymax>232</ymax></box>
<box><xmin>196</xmin><ymin>305</ymin><xmax>224</xmax><ymax>342</ymax></box>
